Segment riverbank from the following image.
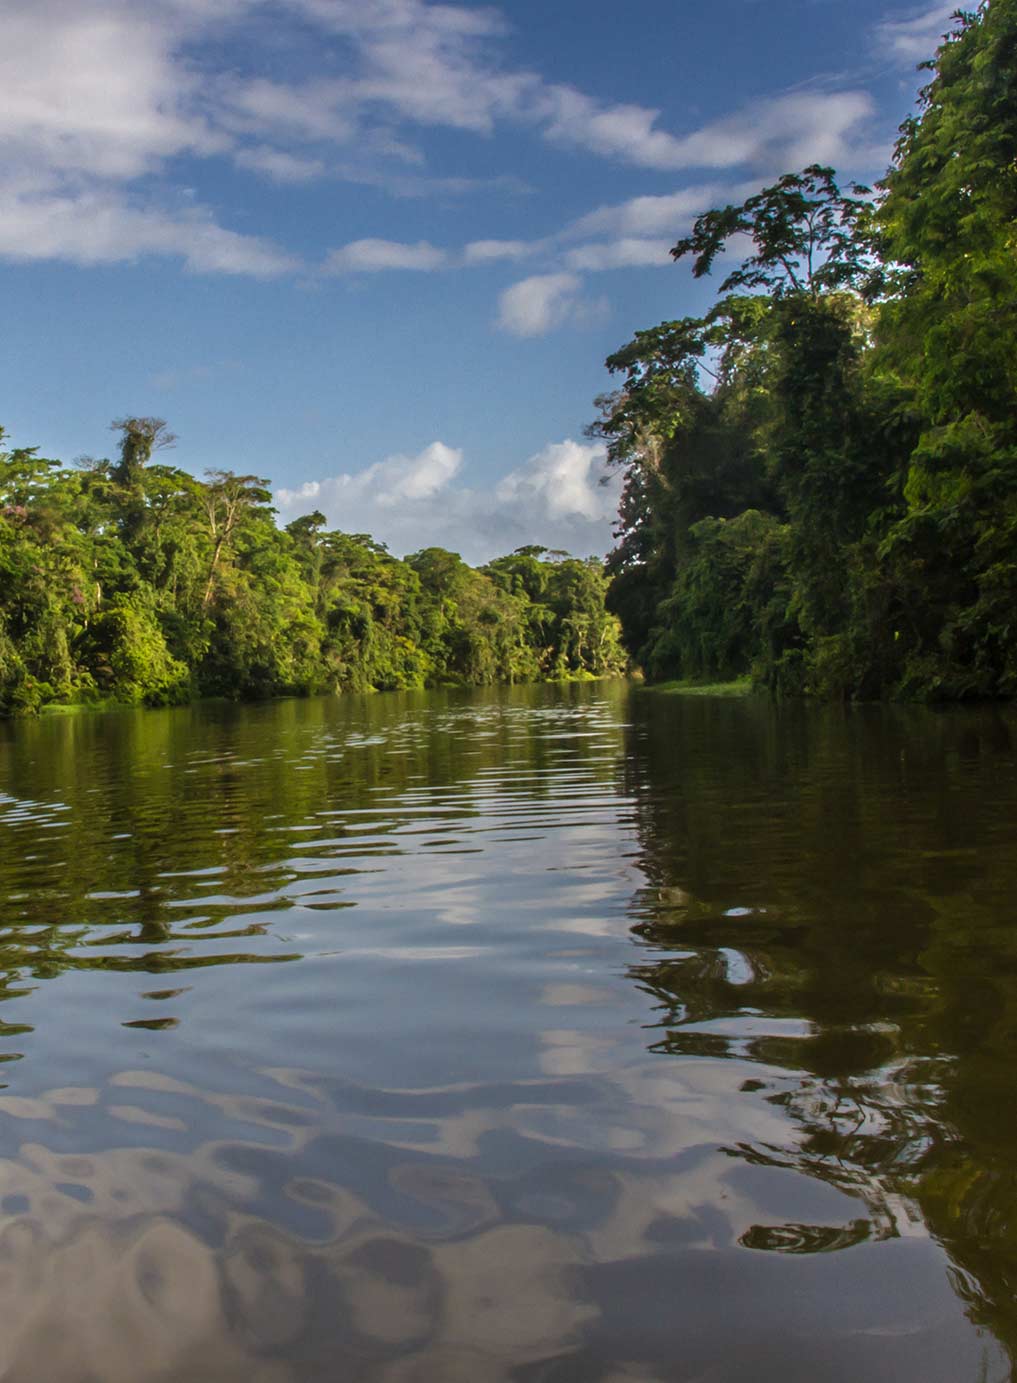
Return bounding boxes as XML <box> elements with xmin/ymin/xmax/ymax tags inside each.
<box><xmin>638</xmin><ymin>677</ymin><xmax>754</xmax><ymax>697</ymax></box>
<box><xmin>7</xmin><ymin>672</ymin><xmax>631</xmax><ymax>721</ymax></box>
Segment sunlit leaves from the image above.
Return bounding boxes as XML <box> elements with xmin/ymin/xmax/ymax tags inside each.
<box><xmin>671</xmin><ymin>165</ymin><xmax>876</xmax><ymax>298</ymax></box>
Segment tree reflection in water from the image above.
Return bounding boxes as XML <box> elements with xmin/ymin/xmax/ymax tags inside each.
<box><xmin>625</xmin><ymin>691</ymin><xmax>1017</xmax><ymax>1370</ymax></box>
<box><xmin>1</xmin><ymin>685</ymin><xmax>1015</xmax><ymax>1380</ymax></box>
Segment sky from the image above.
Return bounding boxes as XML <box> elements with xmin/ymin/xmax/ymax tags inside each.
<box><xmin>0</xmin><ymin>0</ymin><xmax>957</xmax><ymax>562</ymax></box>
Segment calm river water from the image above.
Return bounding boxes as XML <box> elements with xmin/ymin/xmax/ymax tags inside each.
<box><xmin>1</xmin><ymin>683</ymin><xmax>1015</xmax><ymax>1381</ymax></box>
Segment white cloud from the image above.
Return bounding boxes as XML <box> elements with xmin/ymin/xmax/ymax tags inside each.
<box><xmin>566</xmin><ymin>185</ymin><xmax>728</xmax><ymax>240</ymax></box>
<box><xmin>323</xmin><ymin>227</ymin><xmax>670</xmax><ymax>285</ymax></box>
<box><xmin>352</xmin><ymin>37</ymin><xmax>531</xmax><ymax>135</ymax></box>
<box><xmin>496</xmin><ymin>273</ymin><xmax>583</xmax><ymax>337</ymax></box>
<box><xmin>559</xmin><ymin>187</ymin><xmax>734</xmax><ymax>273</ymax></box>
<box><xmin>325</xmin><ymin>234</ymin><xmax>543</xmax><ymax>273</ymax></box>
<box><xmin>0</xmin><ymin>0</ymin><xmax>216</xmax><ymax>181</ymax></box>
<box><xmin>278</xmin><ymin>441</ymin><xmax>462</xmax><ymax>511</ymax></box>
<box><xmin>876</xmin><ymin>2</ymin><xmax>958</xmax><ymax>63</ymax></box>
<box><xmin>564</xmin><ymin>238</ymin><xmax>672</xmax><ymax>272</ymax></box>
<box><xmin>221</xmin><ymin>0</ymin><xmax>529</xmax><ymax>145</ymax></box>
<box><xmin>463</xmin><ymin>239</ymin><xmax>539</xmax><ymax>264</ymax></box>
<box><xmin>701</xmin><ymin>91</ymin><xmax>875</xmax><ymax>172</ymax></box>
<box><xmin>0</xmin><ymin>0</ymin><xmax>883</xmax><ymax>281</ymax></box>
<box><xmin>227</xmin><ymin>9</ymin><xmax>878</xmax><ymax>178</ymax></box>
<box><xmin>376</xmin><ymin>441</ymin><xmax>463</xmax><ymax>502</ymax></box>
<box><xmin>324</xmin><ymin>238</ymin><xmax>449</xmax><ymax>272</ymax></box>
<box><xmin>0</xmin><ymin>0</ymin><xmax>295</xmax><ymax>274</ymax></box>
<box><xmin>322</xmin><ymin>167</ymin><xmax>534</xmax><ymax>198</ymax></box>
<box><xmin>218</xmin><ymin>77</ymin><xmax>355</xmax><ymax>144</ymax></box>
<box><xmin>544</xmin><ymin>88</ymin><xmax>875</xmax><ymax>173</ymax></box>
<box><xmin>288</xmin><ymin>0</ymin><xmax>507</xmax><ymax>41</ymax></box>
<box><xmin>233</xmin><ymin>146</ymin><xmax>328</xmax><ymax>184</ymax></box>
<box><xmin>0</xmin><ymin>179</ymin><xmax>297</xmax><ymax>275</ymax></box>
<box><xmin>495</xmin><ymin>440</ymin><xmax>615</xmax><ymax>522</ymax></box>
<box><xmin>307</xmin><ymin>177</ymin><xmax>740</xmax><ymax>296</ymax></box>
<box><xmin>324</xmin><ymin>183</ymin><xmax>733</xmax><ymax>284</ymax></box>
<box><xmin>540</xmin><ymin>87</ymin><xmax>697</xmax><ymax>170</ymax></box>
<box><xmin>274</xmin><ymin>437</ymin><xmax>620</xmax><ymax>563</ymax></box>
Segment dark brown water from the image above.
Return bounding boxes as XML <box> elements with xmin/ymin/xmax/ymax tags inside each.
<box><xmin>1</xmin><ymin>683</ymin><xmax>1015</xmax><ymax>1382</ymax></box>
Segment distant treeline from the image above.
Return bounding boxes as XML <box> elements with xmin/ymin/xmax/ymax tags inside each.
<box><xmin>0</xmin><ymin>418</ymin><xmax>625</xmax><ymax>716</ymax></box>
<box><xmin>597</xmin><ymin>0</ymin><xmax>1017</xmax><ymax>699</ymax></box>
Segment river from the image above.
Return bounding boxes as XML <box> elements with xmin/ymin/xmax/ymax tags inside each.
<box><xmin>0</xmin><ymin>683</ymin><xmax>1014</xmax><ymax>1381</ymax></box>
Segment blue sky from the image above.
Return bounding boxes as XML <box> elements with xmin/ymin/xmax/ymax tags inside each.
<box><xmin>0</xmin><ymin>0</ymin><xmax>955</xmax><ymax>561</ymax></box>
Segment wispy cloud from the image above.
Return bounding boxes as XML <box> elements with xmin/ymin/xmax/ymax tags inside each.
<box><xmin>0</xmin><ymin>0</ymin><xmax>885</xmax><ymax>280</ymax></box>
<box><xmin>563</xmin><ymin>239</ymin><xmax>673</xmax><ymax>272</ymax></box>
<box><xmin>463</xmin><ymin>239</ymin><xmax>541</xmax><ymax>265</ymax></box>
<box><xmin>325</xmin><ymin>234</ymin><xmax>544</xmax><ymax>273</ymax></box>
<box><xmin>565</xmin><ymin>185</ymin><xmax>730</xmax><ymax>240</ymax></box>
<box><xmin>539</xmin><ymin>88</ymin><xmax>700</xmax><ymax>170</ymax></box>
<box><xmin>0</xmin><ymin>177</ymin><xmax>297</xmax><ymax>275</ymax></box>
<box><xmin>309</xmin><ymin>74</ymin><xmax>886</xmax><ymax>317</ymax></box>
<box><xmin>540</xmin><ymin>87</ymin><xmax>874</xmax><ymax>173</ymax></box>
<box><xmin>233</xmin><ymin>145</ymin><xmax>328</xmax><ymax>184</ymax></box>
<box><xmin>0</xmin><ymin>0</ymin><xmax>290</xmax><ymax>273</ymax></box>
<box><xmin>555</xmin><ymin>182</ymin><xmax>742</xmax><ymax>277</ymax></box>
<box><xmin>325</xmin><ymin>238</ymin><xmax>449</xmax><ymax>272</ymax></box>
<box><xmin>876</xmin><ymin>1</ymin><xmax>959</xmax><ymax>64</ymax></box>
<box><xmin>332</xmin><ymin>169</ymin><xmax>534</xmax><ymax>199</ymax></box>
<box><xmin>219</xmin><ymin>76</ymin><xmax>356</xmax><ymax>144</ymax></box>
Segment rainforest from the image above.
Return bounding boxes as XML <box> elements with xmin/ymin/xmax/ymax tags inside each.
<box><xmin>2</xmin><ymin>2</ymin><xmax>1016</xmax><ymax>714</ymax></box>
<box><xmin>597</xmin><ymin>1</ymin><xmax>1017</xmax><ymax>700</ymax></box>
<box><xmin>0</xmin><ymin>420</ymin><xmax>625</xmax><ymax>716</ymax></box>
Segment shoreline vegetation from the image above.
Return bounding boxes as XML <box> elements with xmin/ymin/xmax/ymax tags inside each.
<box><xmin>30</xmin><ymin>675</ymin><xmax>626</xmax><ymax>719</ymax></box>
<box><xmin>639</xmin><ymin>679</ymin><xmax>753</xmax><ymax>698</ymax></box>
<box><xmin>596</xmin><ymin>2</ymin><xmax>1017</xmax><ymax>703</ymax></box>
<box><xmin>3</xmin><ymin>5</ymin><xmax>1015</xmax><ymax>717</ymax></box>
<box><xmin>0</xmin><ymin>427</ymin><xmax>627</xmax><ymax>718</ymax></box>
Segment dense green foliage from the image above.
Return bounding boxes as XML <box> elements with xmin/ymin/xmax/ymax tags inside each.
<box><xmin>0</xmin><ymin>424</ymin><xmax>625</xmax><ymax>716</ymax></box>
<box><xmin>598</xmin><ymin>0</ymin><xmax>1017</xmax><ymax>699</ymax></box>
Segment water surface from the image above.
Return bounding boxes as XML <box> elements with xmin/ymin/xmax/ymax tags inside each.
<box><xmin>0</xmin><ymin>684</ymin><xmax>1014</xmax><ymax>1381</ymax></box>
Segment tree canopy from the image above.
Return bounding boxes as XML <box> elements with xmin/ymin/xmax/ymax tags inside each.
<box><xmin>598</xmin><ymin>0</ymin><xmax>1017</xmax><ymax>700</ymax></box>
<box><xmin>0</xmin><ymin>427</ymin><xmax>625</xmax><ymax>716</ymax></box>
